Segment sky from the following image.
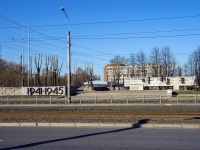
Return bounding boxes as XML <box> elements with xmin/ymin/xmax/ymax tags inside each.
<box><xmin>0</xmin><ymin>0</ymin><xmax>200</xmax><ymax>80</ymax></box>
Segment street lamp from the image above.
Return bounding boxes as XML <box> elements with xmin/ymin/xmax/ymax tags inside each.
<box><xmin>61</xmin><ymin>7</ymin><xmax>71</xmax><ymax>103</ymax></box>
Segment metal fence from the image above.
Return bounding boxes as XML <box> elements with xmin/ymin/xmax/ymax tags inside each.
<box><xmin>0</xmin><ymin>95</ymin><xmax>200</xmax><ymax>105</ymax></box>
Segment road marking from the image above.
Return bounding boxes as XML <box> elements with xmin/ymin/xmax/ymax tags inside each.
<box><xmin>0</xmin><ymin>140</ymin><xmax>3</xmax><ymax>142</ymax></box>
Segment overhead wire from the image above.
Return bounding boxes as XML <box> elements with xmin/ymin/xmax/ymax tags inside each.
<box><xmin>1</xmin><ymin>13</ymin><xmax>200</xmax><ymax>76</ymax></box>
<box><xmin>72</xmin><ymin>28</ymin><xmax>200</xmax><ymax>38</ymax></box>
<box><xmin>1</xmin><ymin>13</ymin><xmax>200</xmax><ymax>28</ymax></box>
<box><xmin>71</xmin><ymin>33</ymin><xmax>200</xmax><ymax>40</ymax></box>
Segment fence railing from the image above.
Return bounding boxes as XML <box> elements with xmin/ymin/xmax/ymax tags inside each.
<box><xmin>0</xmin><ymin>95</ymin><xmax>199</xmax><ymax>105</ymax></box>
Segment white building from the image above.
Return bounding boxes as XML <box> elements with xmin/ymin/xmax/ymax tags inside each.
<box><xmin>124</xmin><ymin>76</ymin><xmax>196</xmax><ymax>90</ymax></box>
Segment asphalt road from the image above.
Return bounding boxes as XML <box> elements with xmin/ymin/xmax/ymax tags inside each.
<box><xmin>0</xmin><ymin>127</ymin><xmax>200</xmax><ymax>150</ymax></box>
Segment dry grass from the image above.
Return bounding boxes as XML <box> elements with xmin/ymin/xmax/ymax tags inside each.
<box><xmin>0</xmin><ymin>108</ymin><xmax>200</xmax><ymax>124</ymax></box>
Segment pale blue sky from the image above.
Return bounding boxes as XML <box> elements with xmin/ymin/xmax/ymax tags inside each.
<box><xmin>0</xmin><ymin>0</ymin><xmax>200</xmax><ymax>79</ymax></box>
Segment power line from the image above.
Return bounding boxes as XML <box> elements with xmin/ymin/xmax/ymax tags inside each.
<box><xmin>72</xmin><ymin>33</ymin><xmax>200</xmax><ymax>40</ymax></box>
<box><xmin>72</xmin><ymin>28</ymin><xmax>200</xmax><ymax>38</ymax></box>
<box><xmin>70</xmin><ymin>14</ymin><xmax>200</xmax><ymax>25</ymax></box>
<box><xmin>72</xmin><ymin>44</ymin><xmax>114</xmax><ymax>55</ymax></box>
<box><xmin>1</xmin><ymin>28</ymin><xmax>200</xmax><ymax>41</ymax></box>
<box><xmin>0</xmin><ymin>13</ymin><xmax>198</xmax><ymax>76</ymax></box>
<box><xmin>1</xmin><ymin>14</ymin><xmax>200</xmax><ymax>28</ymax></box>
<box><xmin>0</xmin><ymin>14</ymin><xmax>63</xmax><ymax>41</ymax></box>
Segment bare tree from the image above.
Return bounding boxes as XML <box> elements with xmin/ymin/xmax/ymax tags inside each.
<box><xmin>183</xmin><ymin>63</ymin><xmax>189</xmax><ymax>76</ymax></box>
<box><xmin>115</xmin><ymin>65</ymin><xmax>122</xmax><ymax>90</ymax></box>
<box><xmin>110</xmin><ymin>64</ymin><xmax>123</xmax><ymax>90</ymax></box>
<box><xmin>49</xmin><ymin>56</ymin><xmax>58</xmax><ymax>86</ymax></box>
<box><xmin>44</xmin><ymin>55</ymin><xmax>50</xmax><ymax>86</ymax></box>
<box><xmin>161</xmin><ymin>46</ymin><xmax>176</xmax><ymax>77</ymax></box>
<box><xmin>20</xmin><ymin>54</ymin><xmax>24</xmax><ymax>86</ymax></box>
<box><xmin>129</xmin><ymin>53</ymin><xmax>136</xmax><ymax>77</ymax></box>
<box><xmin>53</xmin><ymin>56</ymin><xmax>58</xmax><ymax>86</ymax></box>
<box><xmin>85</xmin><ymin>62</ymin><xmax>94</xmax><ymax>88</ymax></box>
<box><xmin>2</xmin><ymin>61</ymin><xmax>21</xmax><ymax>87</ymax></box>
<box><xmin>49</xmin><ymin>56</ymin><xmax>54</xmax><ymax>86</ymax></box>
<box><xmin>177</xmin><ymin>64</ymin><xmax>182</xmax><ymax>77</ymax></box>
<box><xmin>109</xmin><ymin>55</ymin><xmax>127</xmax><ymax>89</ymax></box>
<box><xmin>72</xmin><ymin>63</ymin><xmax>78</xmax><ymax>86</ymax></box>
<box><xmin>0</xmin><ymin>46</ymin><xmax>2</xmax><ymax>87</ymax></box>
<box><xmin>193</xmin><ymin>46</ymin><xmax>200</xmax><ymax>90</ymax></box>
<box><xmin>150</xmin><ymin>47</ymin><xmax>161</xmax><ymax>77</ymax></box>
<box><xmin>110</xmin><ymin>55</ymin><xmax>128</xmax><ymax>65</ymax></box>
<box><xmin>35</xmin><ymin>54</ymin><xmax>42</xmax><ymax>86</ymax></box>
<box><xmin>0</xmin><ymin>50</ymin><xmax>109</xmax><ymax>88</ymax></box>
<box><xmin>75</xmin><ymin>67</ymin><xmax>87</xmax><ymax>87</ymax></box>
<box><xmin>187</xmin><ymin>53</ymin><xmax>195</xmax><ymax>76</ymax></box>
<box><xmin>29</xmin><ymin>56</ymin><xmax>34</xmax><ymax>86</ymax></box>
<box><xmin>136</xmin><ymin>50</ymin><xmax>148</xmax><ymax>77</ymax></box>
<box><xmin>57</xmin><ymin>60</ymin><xmax>63</xmax><ymax>86</ymax></box>
<box><xmin>0</xmin><ymin>58</ymin><xmax>3</xmax><ymax>86</ymax></box>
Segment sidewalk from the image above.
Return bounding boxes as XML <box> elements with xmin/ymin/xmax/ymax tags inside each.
<box><xmin>0</xmin><ymin>122</ymin><xmax>199</xmax><ymax>129</ymax></box>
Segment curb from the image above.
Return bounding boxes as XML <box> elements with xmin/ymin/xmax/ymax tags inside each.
<box><xmin>0</xmin><ymin>123</ymin><xmax>199</xmax><ymax>129</ymax></box>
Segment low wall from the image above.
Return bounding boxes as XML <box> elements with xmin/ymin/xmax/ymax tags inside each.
<box><xmin>0</xmin><ymin>86</ymin><xmax>77</xmax><ymax>96</ymax></box>
<box><xmin>0</xmin><ymin>87</ymin><xmax>22</xmax><ymax>96</ymax></box>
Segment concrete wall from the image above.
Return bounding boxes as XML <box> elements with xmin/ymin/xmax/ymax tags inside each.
<box><xmin>125</xmin><ymin>76</ymin><xmax>196</xmax><ymax>90</ymax></box>
<box><xmin>0</xmin><ymin>87</ymin><xmax>22</xmax><ymax>96</ymax></box>
<box><xmin>0</xmin><ymin>86</ymin><xmax>77</xmax><ymax>96</ymax></box>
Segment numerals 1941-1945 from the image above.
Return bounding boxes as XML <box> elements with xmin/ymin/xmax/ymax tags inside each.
<box><xmin>27</xmin><ymin>87</ymin><xmax>64</xmax><ymax>95</ymax></box>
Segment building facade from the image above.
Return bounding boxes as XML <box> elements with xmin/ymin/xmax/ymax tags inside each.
<box><xmin>104</xmin><ymin>64</ymin><xmax>165</xmax><ymax>83</ymax></box>
<box><xmin>124</xmin><ymin>76</ymin><xmax>196</xmax><ymax>90</ymax></box>
<box><xmin>104</xmin><ymin>64</ymin><xmax>196</xmax><ymax>91</ymax></box>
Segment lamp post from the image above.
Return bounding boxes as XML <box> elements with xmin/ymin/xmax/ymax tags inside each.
<box><xmin>61</xmin><ymin>7</ymin><xmax>71</xmax><ymax>103</ymax></box>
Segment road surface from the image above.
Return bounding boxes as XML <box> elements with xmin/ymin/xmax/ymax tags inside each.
<box><xmin>0</xmin><ymin>127</ymin><xmax>200</xmax><ymax>150</ymax></box>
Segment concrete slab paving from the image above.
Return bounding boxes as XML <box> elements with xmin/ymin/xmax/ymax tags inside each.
<box><xmin>0</xmin><ymin>122</ymin><xmax>199</xmax><ymax>129</ymax></box>
<box><xmin>20</xmin><ymin>123</ymin><xmax>36</xmax><ymax>127</ymax></box>
<box><xmin>0</xmin><ymin>123</ymin><xmax>19</xmax><ymax>127</ymax></box>
<box><xmin>153</xmin><ymin>124</ymin><xmax>182</xmax><ymax>128</ymax></box>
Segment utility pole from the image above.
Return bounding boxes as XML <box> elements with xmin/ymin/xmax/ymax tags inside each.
<box><xmin>21</xmin><ymin>22</ymin><xmax>24</xmax><ymax>87</ymax></box>
<box><xmin>28</xmin><ymin>26</ymin><xmax>30</xmax><ymax>87</ymax></box>
<box><xmin>0</xmin><ymin>45</ymin><xmax>2</xmax><ymax>87</ymax></box>
<box><xmin>29</xmin><ymin>56</ymin><xmax>34</xmax><ymax>86</ymax></box>
<box><xmin>61</xmin><ymin>7</ymin><xmax>71</xmax><ymax>103</ymax></box>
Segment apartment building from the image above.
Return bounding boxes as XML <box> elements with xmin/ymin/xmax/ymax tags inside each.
<box><xmin>104</xmin><ymin>64</ymin><xmax>165</xmax><ymax>83</ymax></box>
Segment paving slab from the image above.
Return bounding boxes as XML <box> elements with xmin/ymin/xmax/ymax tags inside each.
<box><xmin>153</xmin><ymin>124</ymin><xmax>182</xmax><ymax>128</ymax></box>
<box><xmin>114</xmin><ymin>123</ymin><xmax>133</xmax><ymax>128</ymax></box>
<box><xmin>182</xmin><ymin>124</ymin><xmax>200</xmax><ymax>129</ymax></box>
<box><xmin>0</xmin><ymin>123</ymin><xmax>19</xmax><ymax>127</ymax></box>
<box><xmin>141</xmin><ymin>124</ymin><xmax>154</xmax><ymax>128</ymax></box>
<box><xmin>20</xmin><ymin>123</ymin><xmax>36</xmax><ymax>127</ymax></box>
<box><xmin>37</xmin><ymin>123</ymin><xmax>51</xmax><ymax>127</ymax></box>
<box><xmin>75</xmin><ymin>123</ymin><xmax>100</xmax><ymax>127</ymax></box>
<box><xmin>0</xmin><ymin>122</ymin><xmax>200</xmax><ymax>129</ymax></box>
<box><xmin>99</xmin><ymin>123</ymin><xmax>115</xmax><ymax>127</ymax></box>
<box><xmin>50</xmin><ymin>123</ymin><xmax>75</xmax><ymax>127</ymax></box>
